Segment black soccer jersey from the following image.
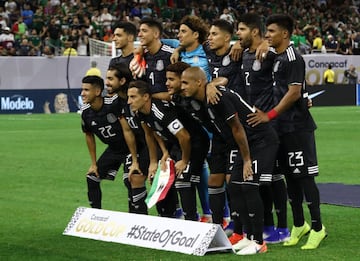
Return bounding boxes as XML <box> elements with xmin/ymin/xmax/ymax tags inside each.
<box><xmin>81</xmin><ymin>95</ymin><xmax>129</xmax><ymax>153</ymax></box>
<box><xmin>171</xmin><ymin>94</ymin><xmax>214</xmax><ymax>134</ymax></box>
<box><xmin>208</xmin><ymin>86</ymin><xmax>278</xmax><ymax>147</ymax></box>
<box><xmin>205</xmin><ymin>43</ymin><xmax>244</xmax><ymax>96</ymax></box>
<box><xmin>138</xmin><ymin>99</ymin><xmax>208</xmax><ymax>146</ymax></box>
<box><xmin>241</xmin><ymin>48</ymin><xmax>276</xmax><ymax>111</ymax></box>
<box><xmin>109</xmin><ymin>53</ymin><xmax>134</xmax><ymax>67</ymax></box>
<box><xmin>121</xmin><ymin>104</ymin><xmax>146</xmax><ymax>148</ymax></box>
<box><xmin>272</xmin><ymin>45</ymin><xmax>316</xmax><ymax>135</ymax></box>
<box><xmin>144</xmin><ymin>44</ymin><xmax>173</xmax><ymax>94</ymax></box>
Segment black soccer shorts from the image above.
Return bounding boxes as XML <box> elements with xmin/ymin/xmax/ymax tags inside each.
<box><xmin>123</xmin><ymin>145</ymin><xmax>150</xmax><ymax>178</ymax></box>
<box><xmin>97</xmin><ymin>147</ymin><xmax>127</xmax><ymax>180</ymax></box>
<box><xmin>277</xmin><ymin>131</ymin><xmax>319</xmax><ymax>178</ymax></box>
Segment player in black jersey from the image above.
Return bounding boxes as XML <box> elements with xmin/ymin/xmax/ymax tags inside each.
<box><xmin>205</xmin><ymin>19</ymin><xmax>244</xmax><ymax>235</ymax></box>
<box><xmin>109</xmin><ymin>22</ymin><xmax>137</xmax><ymax>68</ymax></box>
<box><xmin>127</xmin><ymin>80</ymin><xmax>210</xmax><ymax>221</ymax></box>
<box><xmin>206</xmin><ymin>19</ymin><xmax>243</xmax><ymax>96</ymax></box>
<box><xmin>237</xmin><ymin>13</ymin><xmax>289</xmax><ymax>244</ymax></box>
<box><xmin>182</xmin><ymin>67</ymin><xmax>279</xmax><ymax>255</ymax></box>
<box><xmin>80</xmin><ymin>75</ymin><xmax>139</xmax><ymax>210</ymax></box>
<box><xmin>105</xmin><ymin>64</ymin><xmax>149</xmax><ymax>214</ymax></box>
<box><xmin>136</xmin><ymin>18</ymin><xmax>173</xmax><ymax>101</ymax></box>
<box><xmin>136</xmin><ymin>18</ymin><xmax>186</xmax><ymax>217</ymax></box>
<box><xmin>248</xmin><ymin>14</ymin><xmax>326</xmax><ymax>250</ymax></box>
<box><xmin>166</xmin><ymin>62</ymin><xmax>228</xmax><ymax>224</ymax></box>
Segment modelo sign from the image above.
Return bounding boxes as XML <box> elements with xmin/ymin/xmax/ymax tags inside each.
<box><xmin>0</xmin><ymin>89</ymin><xmax>81</xmax><ymax>114</ymax></box>
<box><xmin>1</xmin><ymin>95</ymin><xmax>34</xmax><ymax>110</ymax></box>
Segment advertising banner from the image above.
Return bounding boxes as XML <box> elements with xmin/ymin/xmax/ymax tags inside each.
<box><xmin>303</xmin><ymin>54</ymin><xmax>360</xmax><ymax>85</ymax></box>
<box><xmin>63</xmin><ymin>207</ymin><xmax>233</xmax><ymax>256</ymax></box>
<box><xmin>0</xmin><ymin>89</ymin><xmax>82</xmax><ymax>114</ymax></box>
<box><xmin>308</xmin><ymin>84</ymin><xmax>357</xmax><ymax>106</ymax></box>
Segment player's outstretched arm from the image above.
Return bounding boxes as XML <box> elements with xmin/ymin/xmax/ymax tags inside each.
<box><xmin>247</xmin><ymin>84</ymin><xmax>302</xmax><ymax>127</ymax></box>
<box><xmin>255</xmin><ymin>40</ymin><xmax>270</xmax><ymax>61</ymax></box>
<box><xmin>120</xmin><ymin>117</ymin><xmax>140</xmax><ymax>176</ymax></box>
<box><xmin>206</xmin><ymin>77</ymin><xmax>228</xmax><ymax>104</ymax></box>
<box><xmin>227</xmin><ymin>116</ymin><xmax>253</xmax><ymax>181</ymax></box>
<box><xmin>141</xmin><ymin>123</ymin><xmax>159</xmax><ymax>180</ymax></box>
<box><xmin>85</xmin><ymin>132</ymin><xmax>99</xmax><ymax>177</ymax></box>
<box><xmin>229</xmin><ymin>40</ymin><xmax>243</xmax><ymax>61</ymax></box>
<box><xmin>153</xmin><ymin>132</ymin><xmax>170</xmax><ymax>172</ymax></box>
<box><xmin>174</xmin><ymin>128</ymin><xmax>191</xmax><ymax>177</ymax></box>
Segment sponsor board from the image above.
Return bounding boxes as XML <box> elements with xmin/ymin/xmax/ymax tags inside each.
<box><xmin>63</xmin><ymin>207</ymin><xmax>233</xmax><ymax>256</ymax></box>
<box><xmin>0</xmin><ymin>89</ymin><xmax>81</xmax><ymax>114</ymax></box>
<box><xmin>307</xmin><ymin>84</ymin><xmax>356</xmax><ymax>106</ymax></box>
<box><xmin>303</xmin><ymin>54</ymin><xmax>360</xmax><ymax>85</ymax></box>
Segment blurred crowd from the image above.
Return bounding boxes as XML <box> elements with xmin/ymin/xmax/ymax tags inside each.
<box><xmin>0</xmin><ymin>0</ymin><xmax>359</xmax><ymax>56</ymax></box>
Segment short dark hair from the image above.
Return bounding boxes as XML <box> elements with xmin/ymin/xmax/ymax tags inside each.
<box><xmin>238</xmin><ymin>13</ymin><xmax>263</xmax><ymax>37</ymax></box>
<box><xmin>128</xmin><ymin>80</ymin><xmax>151</xmax><ymax>96</ymax></box>
<box><xmin>211</xmin><ymin>19</ymin><xmax>234</xmax><ymax>35</ymax></box>
<box><xmin>166</xmin><ymin>62</ymin><xmax>191</xmax><ymax>77</ymax></box>
<box><xmin>140</xmin><ymin>17</ymin><xmax>163</xmax><ymax>35</ymax></box>
<box><xmin>266</xmin><ymin>14</ymin><xmax>294</xmax><ymax>36</ymax></box>
<box><xmin>82</xmin><ymin>75</ymin><xmax>104</xmax><ymax>91</ymax></box>
<box><xmin>112</xmin><ymin>21</ymin><xmax>137</xmax><ymax>38</ymax></box>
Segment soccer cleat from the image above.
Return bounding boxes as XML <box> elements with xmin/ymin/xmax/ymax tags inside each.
<box><xmin>200</xmin><ymin>214</ymin><xmax>213</xmax><ymax>223</ymax></box>
<box><xmin>283</xmin><ymin>222</ymin><xmax>311</xmax><ymax>246</ymax></box>
<box><xmin>265</xmin><ymin>227</ymin><xmax>290</xmax><ymax>244</ymax></box>
<box><xmin>236</xmin><ymin>241</ymin><xmax>267</xmax><ymax>255</ymax></box>
<box><xmin>301</xmin><ymin>226</ymin><xmax>327</xmax><ymax>250</ymax></box>
<box><xmin>228</xmin><ymin>233</ymin><xmax>244</xmax><ymax>245</ymax></box>
<box><xmin>175</xmin><ymin>208</ymin><xmax>184</xmax><ymax>219</ymax></box>
<box><xmin>223</xmin><ymin>219</ymin><xmax>234</xmax><ymax>236</ymax></box>
<box><xmin>263</xmin><ymin>225</ymin><xmax>275</xmax><ymax>239</ymax></box>
<box><xmin>233</xmin><ymin>237</ymin><xmax>252</xmax><ymax>251</ymax></box>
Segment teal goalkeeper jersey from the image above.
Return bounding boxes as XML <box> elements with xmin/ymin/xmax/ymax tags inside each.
<box><xmin>161</xmin><ymin>39</ymin><xmax>211</xmax><ymax>82</ymax></box>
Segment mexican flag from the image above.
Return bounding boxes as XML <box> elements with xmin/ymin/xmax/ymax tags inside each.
<box><xmin>145</xmin><ymin>159</ymin><xmax>175</xmax><ymax>209</ymax></box>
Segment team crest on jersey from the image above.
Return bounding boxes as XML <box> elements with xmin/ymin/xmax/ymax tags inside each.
<box><xmin>252</xmin><ymin>60</ymin><xmax>261</xmax><ymax>71</ymax></box>
<box><xmin>156</xmin><ymin>60</ymin><xmax>164</xmax><ymax>71</ymax></box>
<box><xmin>193</xmin><ymin>56</ymin><xmax>199</xmax><ymax>64</ymax></box>
<box><xmin>273</xmin><ymin>61</ymin><xmax>280</xmax><ymax>73</ymax></box>
<box><xmin>222</xmin><ymin>55</ymin><xmax>231</xmax><ymax>66</ymax></box>
<box><xmin>190</xmin><ymin>99</ymin><xmax>201</xmax><ymax>111</ymax></box>
<box><xmin>107</xmin><ymin>113</ymin><xmax>117</xmax><ymax>123</ymax></box>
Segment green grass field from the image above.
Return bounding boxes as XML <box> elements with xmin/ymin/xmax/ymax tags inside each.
<box><xmin>1</xmin><ymin>106</ymin><xmax>359</xmax><ymax>261</ymax></box>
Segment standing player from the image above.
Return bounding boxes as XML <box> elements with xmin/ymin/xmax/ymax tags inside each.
<box><xmin>105</xmin><ymin>64</ymin><xmax>149</xmax><ymax>214</ymax></box>
<box><xmin>247</xmin><ymin>14</ymin><xmax>327</xmax><ymax>250</ymax></box>
<box><xmin>127</xmin><ymin>80</ymin><xmax>210</xmax><ymax>221</ymax></box>
<box><xmin>205</xmin><ymin>19</ymin><xmax>244</xmax><ymax>235</ymax></box>
<box><xmin>135</xmin><ymin>18</ymin><xmax>184</xmax><ymax>217</ymax></box>
<box><xmin>80</xmin><ymin>75</ymin><xmax>139</xmax><ymax>210</ymax></box>
<box><xmin>164</xmin><ymin>16</ymin><xmax>214</xmax><ymax>224</ymax></box>
<box><xmin>175</xmin><ymin>15</ymin><xmax>211</xmax><ymax>80</ymax></box>
<box><xmin>237</xmin><ymin>13</ymin><xmax>290</xmax><ymax>244</ymax></box>
<box><xmin>136</xmin><ymin>18</ymin><xmax>173</xmax><ymax>101</ymax></box>
<box><xmin>109</xmin><ymin>22</ymin><xmax>137</xmax><ymax>67</ymax></box>
<box><xmin>206</xmin><ymin>19</ymin><xmax>244</xmax><ymax>96</ymax></box>
<box><xmin>181</xmin><ymin>67</ymin><xmax>279</xmax><ymax>255</ymax></box>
